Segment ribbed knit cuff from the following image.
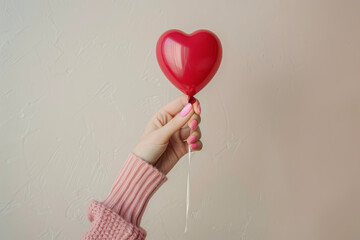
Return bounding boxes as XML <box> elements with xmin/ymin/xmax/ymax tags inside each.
<box><xmin>100</xmin><ymin>152</ymin><xmax>168</xmax><ymax>227</ymax></box>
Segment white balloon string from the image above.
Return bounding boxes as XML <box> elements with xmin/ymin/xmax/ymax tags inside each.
<box><xmin>185</xmin><ymin>144</ymin><xmax>191</xmax><ymax>232</ymax></box>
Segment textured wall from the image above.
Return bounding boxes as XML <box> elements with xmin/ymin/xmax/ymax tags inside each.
<box><xmin>1</xmin><ymin>0</ymin><xmax>360</xmax><ymax>239</ymax></box>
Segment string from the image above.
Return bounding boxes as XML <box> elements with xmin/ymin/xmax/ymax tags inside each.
<box><xmin>185</xmin><ymin>95</ymin><xmax>195</xmax><ymax>233</ymax></box>
<box><xmin>184</xmin><ymin>144</ymin><xmax>191</xmax><ymax>232</ymax></box>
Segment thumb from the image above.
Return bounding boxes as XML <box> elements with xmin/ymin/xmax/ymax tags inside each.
<box><xmin>157</xmin><ymin>103</ymin><xmax>194</xmax><ymax>142</ymax></box>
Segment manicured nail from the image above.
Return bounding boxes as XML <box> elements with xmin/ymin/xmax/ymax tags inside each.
<box><xmin>197</xmin><ymin>104</ymin><xmax>201</xmax><ymax>114</ymax></box>
<box><xmin>190</xmin><ymin>143</ymin><xmax>198</xmax><ymax>149</ymax></box>
<box><xmin>180</xmin><ymin>103</ymin><xmax>192</xmax><ymax>117</ymax></box>
<box><xmin>187</xmin><ymin>136</ymin><xmax>197</xmax><ymax>144</ymax></box>
<box><xmin>190</xmin><ymin>119</ymin><xmax>198</xmax><ymax>130</ymax></box>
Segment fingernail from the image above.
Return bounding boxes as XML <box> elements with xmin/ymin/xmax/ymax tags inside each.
<box><xmin>187</xmin><ymin>136</ymin><xmax>197</xmax><ymax>144</ymax></box>
<box><xmin>197</xmin><ymin>104</ymin><xmax>201</xmax><ymax>114</ymax></box>
<box><xmin>190</xmin><ymin>119</ymin><xmax>198</xmax><ymax>130</ymax></box>
<box><xmin>180</xmin><ymin>103</ymin><xmax>192</xmax><ymax>117</ymax></box>
<box><xmin>190</xmin><ymin>143</ymin><xmax>198</xmax><ymax>149</ymax></box>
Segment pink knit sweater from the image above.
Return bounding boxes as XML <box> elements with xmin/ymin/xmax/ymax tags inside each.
<box><xmin>80</xmin><ymin>152</ymin><xmax>168</xmax><ymax>240</ymax></box>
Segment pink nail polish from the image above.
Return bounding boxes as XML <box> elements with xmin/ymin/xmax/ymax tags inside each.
<box><xmin>180</xmin><ymin>103</ymin><xmax>192</xmax><ymax>117</ymax></box>
<box><xmin>190</xmin><ymin>143</ymin><xmax>198</xmax><ymax>149</ymax></box>
<box><xmin>190</xmin><ymin>119</ymin><xmax>198</xmax><ymax>130</ymax></box>
<box><xmin>198</xmin><ymin>104</ymin><xmax>201</xmax><ymax>114</ymax></box>
<box><xmin>187</xmin><ymin>136</ymin><xmax>197</xmax><ymax>144</ymax></box>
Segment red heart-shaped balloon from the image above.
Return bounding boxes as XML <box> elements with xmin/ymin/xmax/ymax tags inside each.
<box><xmin>156</xmin><ymin>29</ymin><xmax>222</xmax><ymax>98</ymax></box>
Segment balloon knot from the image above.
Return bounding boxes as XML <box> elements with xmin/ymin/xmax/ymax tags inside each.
<box><xmin>188</xmin><ymin>96</ymin><xmax>196</xmax><ymax>104</ymax></box>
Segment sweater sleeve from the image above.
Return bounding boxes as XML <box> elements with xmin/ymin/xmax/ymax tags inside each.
<box><xmin>80</xmin><ymin>152</ymin><xmax>168</xmax><ymax>240</ymax></box>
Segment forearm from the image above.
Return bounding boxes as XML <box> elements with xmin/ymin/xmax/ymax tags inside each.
<box><xmin>80</xmin><ymin>153</ymin><xmax>168</xmax><ymax>240</ymax></box>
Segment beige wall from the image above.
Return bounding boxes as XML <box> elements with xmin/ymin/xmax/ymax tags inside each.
<box><xmin>1</xmin><ymin>0</ymin><xmax>360</xmax><ymax>239</ymax></box>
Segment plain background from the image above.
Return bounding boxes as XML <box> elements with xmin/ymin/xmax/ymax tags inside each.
<box><xmin>1</xmin><ymin>0</ymin><xmax>360</xmax><ymax>239</ymax></box>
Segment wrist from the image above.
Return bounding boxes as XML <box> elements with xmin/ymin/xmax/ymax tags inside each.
<box><xmin>132</xmin><ymin>142</ymin><xmax>166</xmax><ymax>166</ymax></box>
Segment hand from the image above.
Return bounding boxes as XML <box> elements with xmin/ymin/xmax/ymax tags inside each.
<box><xmin>132</xmin><ymin>94</ymin><xmax>202</xmax><ymax>175</ymax></box>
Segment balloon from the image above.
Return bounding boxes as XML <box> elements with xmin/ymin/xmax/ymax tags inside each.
<box><xmin>156</xmin><ymin>29</ymin><xmax>222</xmax><ymax>101</ymax></box>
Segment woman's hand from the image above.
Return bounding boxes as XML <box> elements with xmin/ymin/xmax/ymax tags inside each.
<box><xmin>132</xmin><ymin>94</ymin><xmax>202</xmax><ymax>175</ymax></box>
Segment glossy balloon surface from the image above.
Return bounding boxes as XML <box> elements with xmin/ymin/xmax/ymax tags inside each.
<box><xmin>156</xmin><ymin>29</ymin><xmax>222</xmax><ymax>97</ymax></box>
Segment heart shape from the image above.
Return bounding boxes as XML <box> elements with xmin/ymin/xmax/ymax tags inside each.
<box><xmin>156</xmin><ymin>29</ymin><xmax>222</xmax><ymax>97</ymax></box>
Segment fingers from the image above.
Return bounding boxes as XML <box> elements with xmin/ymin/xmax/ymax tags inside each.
<box><xmin>186</xmin><ymin>127</ymin><xmax>201</xmax><ymax>143</ymax></box>
<box><xmin>185</xmin><ymin>125</ymin><xmax>202</xmax><ymax>152</ymax></box>
<box><xmin>179</xmin><ymin>125</ymin><xmax>202</xmax><ymax>141</ymax></box>
<box><xmin>156</xmin><ymin>94</ymin><xmax>202</xmax><ymax>143</ymax></box>
<box><xmin>157</xmin><ymin>102</ymin><xmax>195</xmax><ymax>142</ymax></box>
<box><xmin>179</xmin><ymin>112</ymin><xmax>201</xmax><ymax>139</ymax></box>
<box><xmin>191</xmin><ymin>97</ymin><xmax>201</xmax><ymax>115</ymax></box>
<box><xmin>159</xmin><ymin>94</ymin><xmax>201</xmax><ymax>117</ymax></box>
<box><xmin>179</xmin><ymin>127</ymin><xmax>191</xmax><ymax>140</ymax></box>
<box><xmin>159</xmin><ymin>94</ymin><xmax>189</xmax><ymax>117</ymax></box>
<box><xmin>187</xmin><ymin>113</ymin><xmax>201</xmax><ymax>131</ymax></box>
<box><xmin>188</xmin><ymin>140</ymin><xmax>203</xmax><ymax>151</ymax></box>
